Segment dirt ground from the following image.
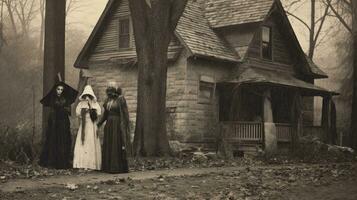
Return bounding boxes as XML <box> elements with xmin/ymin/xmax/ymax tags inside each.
<box><xmin>1</xmin><ymin>163</ymin><xmax>356</xmax><ymax>200</ymax></box>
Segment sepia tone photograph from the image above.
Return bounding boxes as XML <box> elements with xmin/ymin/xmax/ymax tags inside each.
<box><xmin>0</xmin><ymin>0</ymin><xmax>356</xmax><ymax>199</ymax></box>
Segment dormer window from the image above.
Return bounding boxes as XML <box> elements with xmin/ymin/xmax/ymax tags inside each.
<box><xmin>261</xmin><ymin>26</ymin><xmax>272</xmax><ymax>60</ymax></box>
<box><xmin>119</xmin><ymin>18</ymin><xmax>130</xmax><ymax>49</ymax></box>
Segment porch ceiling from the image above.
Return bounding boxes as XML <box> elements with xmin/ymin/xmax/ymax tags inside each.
<box><xmin>220</xmin><ymin>68</ymin><xmax>338</xmax><ymax>96</ymax></box>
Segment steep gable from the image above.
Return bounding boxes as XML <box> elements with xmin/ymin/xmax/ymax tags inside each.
<box><xmin>203</xmin><ymin>0</ymin><xmax>327</xmax><ymax>79</ymax></box>
<box><xmin>271</xmin><ymin>1</ymin><xmax>328</xmax><ymax>79</ymax></box>
<box><xmin>75</xmin><ymin>0</ymin><xmax>239</xmax><ymax>69</ymax></box>
<box><xmin>246</xmin><ymin>11</ymin><xmax>295</xmax><ymax>69</ymax></box>
<box><xmin>74</xmin><ymin>0</ymin><xmax>182</xmax><ymax>68</ymax></box>
<box><xmin>236</xmin><ymin>0</ymin><xmax>328</xmax><ymax>79</ymax></box>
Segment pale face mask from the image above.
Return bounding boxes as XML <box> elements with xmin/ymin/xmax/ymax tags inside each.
<box><xmin>85</xmin><ymin>95</ymin><xmax>91</xmax><ymax>101</ymax></box>
<box><xmin>56</xmin><ymin>86</ymin><xmax>64</xmax><ymax>96</ymax></box>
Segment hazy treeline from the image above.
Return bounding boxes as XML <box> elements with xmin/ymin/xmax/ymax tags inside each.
<box><xmin>0</xmin><ymin>0</ymin><xmax>87</xmax><ymax>128</ymax></box>
<box><xmin>0</xmin><ymin>0</ymin><xmax>88</xmax><ymax>162</ymax></box>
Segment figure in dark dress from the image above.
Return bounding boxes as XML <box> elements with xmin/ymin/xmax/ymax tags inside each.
<box><xmin>98</xmin><ymin>86</ymin><xmax>131</xmax><ymax>173</ymax></box>
<box><xmin>39</xmin><ymin>82</ymin><xmax>78</xmax><ymax>169</ymax></box>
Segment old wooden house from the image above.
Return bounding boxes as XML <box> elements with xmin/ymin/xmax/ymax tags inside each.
<box><xmin>74</xmin><ymin>0</ymin><xmax>337</xmax><ymax>153</ymax></box>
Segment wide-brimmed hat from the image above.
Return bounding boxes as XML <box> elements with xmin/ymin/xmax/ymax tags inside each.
<box><xmin>79</xmin><ymin>85</ymin><xmax>97</xmax><ymax>101</ymax></box>
<box><xmin>40</xmin><ymin>81</ymin><xmax>78</xmax><ymax>106</ymax></box>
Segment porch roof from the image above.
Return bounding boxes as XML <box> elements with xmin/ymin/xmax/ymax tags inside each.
<box><xmin>220</xmin><ymin>68</ymin><xmax>338</xmax><ymax>96</ymax></box>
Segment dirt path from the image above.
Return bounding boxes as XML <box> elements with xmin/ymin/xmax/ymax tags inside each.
<box><xmin>0</xmin><ymin>167</ymin><xmax>240</xmax><ymax>192</ymax></box>
<box><xmin>1</xmin><ymin>163</ymin><xmax>356</xmax><ymax>200</ymax></box>
<box><xmin>1</xmin><ymin>163</ymin><xmax>356</xmax><ymax>199</ymax></box>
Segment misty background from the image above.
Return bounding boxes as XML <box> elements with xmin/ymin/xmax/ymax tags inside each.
<box><xmin>0</xmin><ymin>0</ymin><xmax>351</xmax><ymax>138</ymax></box>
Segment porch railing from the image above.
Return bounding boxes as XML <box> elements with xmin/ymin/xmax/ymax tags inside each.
<box><xmin>220</xmin><ymin>121</ymin><xmax>263</xmax><ymax>142</ymax></box>
<box><xmin>276</xmin><ymin>123</ymin><xmax>295</xmax><ymax>142</ymax></box>
<box><xmin>220</xmin><ymin>122</ymin><xmax>324</xmax><ymax>144</ymax></box>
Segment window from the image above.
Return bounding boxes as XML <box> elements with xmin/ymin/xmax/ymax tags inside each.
<box><xmin>119</xmin><ymin>18</ymin><xmax>130</xmax><ymax>49</ymax></box>
<box><xmin>198</xmin><ymin>76</ymin><xmax>215</xmax><ymax>104</ymax></box>
<box><xmin>261</xmin><ymin>26</ymin><xmax>272</xmax><ymax>60</ymax></box>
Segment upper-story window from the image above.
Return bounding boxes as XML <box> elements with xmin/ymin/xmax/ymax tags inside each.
<box><xmin>119</xmin><ymin>18</ymin><xmax>130</xmax><ymax>49</ymax></box>
<box><xmin>261</xmin><ymin>26</ymin><xmax>272</xmax><ymax>60</ymax></box>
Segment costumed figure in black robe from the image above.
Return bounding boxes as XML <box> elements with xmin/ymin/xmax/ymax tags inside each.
<box><xmin>98</xmin><ymin>86</ymin><xmax>131</xmax><ymax>173</ymax></box>
<box><xmin>39</xmin><ymin>81</ymin><xmax>78</xmax><ymax>169</ymax></box>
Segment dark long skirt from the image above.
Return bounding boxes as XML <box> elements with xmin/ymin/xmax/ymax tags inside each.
<box><xmin>102</xmin><ymin>115</ymin><xmax>128</xmax><ymax>173</ymax></box>
<box><xmin>39</xmin><ymin>111</ymin><xmax>72</xmax><ymax>169</ymax></box>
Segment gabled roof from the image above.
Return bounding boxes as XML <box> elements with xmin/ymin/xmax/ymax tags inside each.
<box><xmin>203</xmin><ymin>0</ymin><xmax>327</xmax><ymax>79</ymax></box>
<box><xmin>74</xmin><ymin>0</ymin><xmax>328</xmax><ymax>80</ymax></box>
<box><xmin>176</xmin><ymin>1</ymin><xmax>239</xmax><ymax>62</ymax></box>
<box><xmin>271</xmin><ymin>0</ymin><xmax>328</xmax><ymax>79</ymax></box>
<box><xmin>74</xmin><ymin>0</ymin><xmax>116</xmax><ymax>68</ymax></box>
<box><xmin>205</xmin><ymin>0</ymin><xmax>274</xmax><ymax>28</ymax></box>
<box><xmin>74</xmin><ymin>0</ymin><xmax>239</xmax><ymax>68</ymax></box>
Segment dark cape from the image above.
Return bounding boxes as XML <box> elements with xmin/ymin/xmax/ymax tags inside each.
<box><xmin>98</xmin><ymin>96</ymin><xmax>130</xmax><ymax>173</ymax></box>
<box><xmin>39</xmin><ymin>95</ymin><xmax>72</xmax><ymax>169</ymax></box>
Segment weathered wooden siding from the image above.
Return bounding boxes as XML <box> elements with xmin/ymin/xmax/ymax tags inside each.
<box><xmin>246</xmin><ymin>14</ymin><xmax>295</xmax><ymax>73</ymax></box>
<box><xmin>87</xmin><ymin>0</ymin><xmax>181</xmax><ymax>64</ymax></box>
<box><xmin>217</xmin><ymin>23</ymin><xmax>258</xmax><ymax>57</ymax></box>
<box><xmin>239</xmin><ymin>13</ymin><xmax>315</xmax><ymax>125</ymax></box>
<box><xmin>86</xmin><ymin>50</ymin><xmax>189</xmax><ymax>140</ymax></box>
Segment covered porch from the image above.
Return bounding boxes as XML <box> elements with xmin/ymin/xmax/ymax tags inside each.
<box><xmin>218</xmin><ymin>68</ymin><xmax>338</xmax><ymax>154</ymax></box>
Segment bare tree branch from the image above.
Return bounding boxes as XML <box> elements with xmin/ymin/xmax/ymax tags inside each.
<box><xmin>314</xmin><ymin>2</ymin><xmax>330</xmax><ymax>43</ymax></box>
<box><xmin>66</xmin><ymin>0</ymin><xmax>88</xmax><ymax>17</ymax></box>
<box><xmin>341</xmin><ymin>0</ymin><xmax>351</xmax><ymax>8</ymax></box>
<box><xmin>286</xmin><ymin>11</ymin><xmax>311</xmax><ymax>31</ymax></box>
<box><xmin>2</xmin><ymin>0</ymin><xmax>17</xmax><ymax>35</ymax></box>
<box><xmin>327</xmin><ymin>0</ymin><xmax>352</xmax><ymax>33</ymax></box>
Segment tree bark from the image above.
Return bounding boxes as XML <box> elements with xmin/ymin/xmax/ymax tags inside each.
<box><xmin>308</xmin><ymin>0</ymin><xmax>316</xmax><ymax>59</ymax></box>
<box><xmin>38</xmin><ymin>0</ymin><xmax>45</xmax><ymax>60</ymax></box>
<box><xmin>350</xmin><ymin>1</ymin><xmax>357</xmax><ymax>149</ymax></box>
<box><xmin>129</xmin><ymin>0</ymin><xmax>187</xmax><ymax>156</ymax></box>
<box><xmin>42</xmin><ymin>0</ymin><xmax>66</xmax><ymax>140</ymax></box>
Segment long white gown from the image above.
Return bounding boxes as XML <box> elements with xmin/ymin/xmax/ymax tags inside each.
<box><xmin>73</xmin><ymin>88</ymin><xmax>102</xmax><ymax>170</ymax></box>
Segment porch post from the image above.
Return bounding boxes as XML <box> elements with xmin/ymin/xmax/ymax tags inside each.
<box><xmin>321</xmin><ymin>95</ymin><xmax>333</xmax><ymax>144</ymax></box>
<box><xmin>290</xmin><ymin>91</ymin><xmax>303</xmax><ymax>151</ymax></box>
<box><xmin>263</xmin><ymin>89</ymin><xmax>277</xmax><ymax>155</ymax></box>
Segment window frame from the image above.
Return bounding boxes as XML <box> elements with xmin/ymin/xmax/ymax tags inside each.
<box><xmin>261</xmin><ymin>25</ymin><xmax>273</xmax><ymax>60</ymax></box>
<box><xmin>118</xmin><ymin>17</ymin><xmax>131</xmax><ymax>50</ymax></box>
<box><xmin>198</xmin><ymin>76</ymin><xmax>215</xmax><ymax>105</ymax></box>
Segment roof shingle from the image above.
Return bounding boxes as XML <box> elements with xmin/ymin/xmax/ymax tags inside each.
<box><xmin>176</xmin><ymin>1</ymin><xmax>239</xmax><ymax>62</ymax></box>
<box><xmin>205</xmin><ymin>0</ymin><xmax>274</xmax><ymax>28</ymax></box>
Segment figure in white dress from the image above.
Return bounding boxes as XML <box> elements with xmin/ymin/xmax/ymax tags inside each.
<box><xmin>73</xmin><ymin>85</ymin><xmax>102</xmax><ymax>170</ymax></box>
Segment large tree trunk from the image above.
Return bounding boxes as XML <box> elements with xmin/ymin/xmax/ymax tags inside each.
<box><xmin>42</xmin><ymin>0</ymin><xmax>66</xmax><ymax>139</ymax></box>
<box><xmin>39</xmin><ymin>0</ymin><xmax>45</xmax><ymax>57</ymax></box>
<box><xmin>308</xmin><ymin>0</ymin><xmax>316</xmax><ymax>59</ymax></box>
<box><xmin>351</xmin><ymin>1</ymin><xmax>357</xmax><ymax>149</ymax></box>
<box><xmin>129</xmin><ymin>0</ymin><xmax>187</xmax><ymax>156</ymax></box>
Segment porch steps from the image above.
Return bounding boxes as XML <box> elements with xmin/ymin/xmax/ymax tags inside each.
<box><xmin>231</xmin><ymin>143</ymin><xmax>263</xmax><ymax>157</ymax></box>
<box><xmin>190</xmin><ymin>142</ymin><xmax>263</xmax><ymax>157</ymax></box>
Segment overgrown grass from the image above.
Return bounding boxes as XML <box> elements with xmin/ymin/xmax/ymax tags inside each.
<box><xmin>0</xmin><ymin>124</ymin><xmax>41</xmax><ymax>164</ymax></box>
